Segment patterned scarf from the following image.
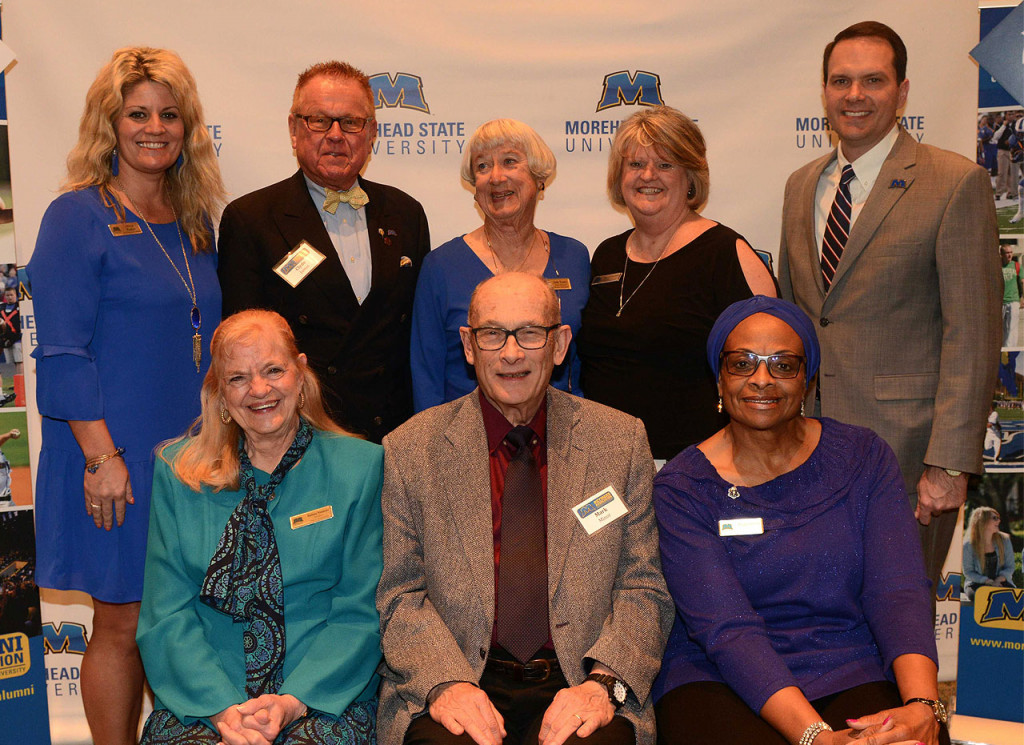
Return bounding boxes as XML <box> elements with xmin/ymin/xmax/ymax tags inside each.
<box><xmin>200</xmin><ymin>418</ymin><xmax>313</xmax><ymax>698</ymax></box>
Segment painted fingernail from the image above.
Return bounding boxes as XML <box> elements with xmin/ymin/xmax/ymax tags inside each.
<box><xmin>846</xmin><ymin>718</ymin><xmax>858</xmax><ymax>724</ymax></box>
<box><xmin>882</xmin><ymin>716</ymin><xmax>891</xmax><ymax>725</ymax></box>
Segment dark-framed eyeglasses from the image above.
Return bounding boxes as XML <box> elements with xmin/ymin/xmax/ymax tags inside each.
<box><xmin>294</xmin><ymin>114</ymin><xmax>374</xmax><ymax>134</ymax></box>
<box><xmin>720</xmin><ymin>351</ymin><xmax>805</xmax><ymax>379</ymax></box>
<box><xmin>470</xmin><ymin>325</ymin><xmax>560</xmax><ymax>351</ymax></box>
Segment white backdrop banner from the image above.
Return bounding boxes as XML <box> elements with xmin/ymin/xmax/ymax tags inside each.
<box><xmin>2</xmin><ymin>1</ymin><xmax>982</xmax><ymax>742</ymax></box>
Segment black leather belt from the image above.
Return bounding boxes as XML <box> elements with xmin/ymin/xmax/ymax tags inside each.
<box><xmin>485</xmin><ymin>655</ymin><xmax>560</xmax><ymax>682</ymax></box>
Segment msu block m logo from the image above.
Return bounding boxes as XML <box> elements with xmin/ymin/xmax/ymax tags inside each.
<box><xmin>370</xmin><ymin>73</ymin><xmax>430</xmax><ymax>114</ymax></box>
<box><xmin>42</xmin><ymin>622</ymin><xmax>89</xmax><ymax>655</ymax></box>
<box><xmin>596</xmin><ymin>71</ymin><xmax>664</xmax><ymax>111</ymax></box>
<box><xmin>978</xmin><ymin>587</ymin><xmax>1024</xmax><ymax>629</ymax></box>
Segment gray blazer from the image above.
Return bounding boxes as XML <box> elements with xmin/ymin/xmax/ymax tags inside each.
<box><xmin>779</xmin><ymin>128</ymin><xmax>1001</xmax><ymax>493</ymax></box>
<box><xmin>376</xmin><ymin>388</ymin><xmax>673</xmax><ymax>745</ymax></box>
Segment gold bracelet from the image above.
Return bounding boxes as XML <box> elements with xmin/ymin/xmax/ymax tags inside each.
<box><xmin>85</xmin><ymin>447</ymin><xmax>125</xmax><ymax>474</ymax></box>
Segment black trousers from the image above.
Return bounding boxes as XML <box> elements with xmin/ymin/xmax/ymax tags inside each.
<box><xmin>404</xmin><ymin>650</ymin><xmax>635</xmax><ymax>745</ymax></box>
<box><xmin>654</xmin><ymin>681</ymin><xmax>950</xmax><ymax>745</ymax></box>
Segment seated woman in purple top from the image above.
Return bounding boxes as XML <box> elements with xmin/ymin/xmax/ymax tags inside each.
<box><xmin>652</xmin><ymin>296</ymin><xmax>948</xmax><ymax>745</ymax></box>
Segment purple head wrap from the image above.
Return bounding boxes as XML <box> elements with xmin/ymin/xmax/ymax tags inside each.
<box><xmin>706</xmin><ymin>296</ymin><xmax>820</xmax><ymax>385</ymax></box>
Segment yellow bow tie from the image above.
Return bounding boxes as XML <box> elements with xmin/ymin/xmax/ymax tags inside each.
<box><xmin>323</xmin><ymin>185</ymin><xmax>369</xmax><ymax>213</ymax></box>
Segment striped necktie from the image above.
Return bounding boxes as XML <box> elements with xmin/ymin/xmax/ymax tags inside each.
<box><xmin>821</xmin><ymin>164</ymin><xmax>856</xmax><ymax>290</ymax></box>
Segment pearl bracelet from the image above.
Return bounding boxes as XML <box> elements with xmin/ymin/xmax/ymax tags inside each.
<box><xmin>798</xmin><ymin>721</ymin><xmax>832</xmax><ymax>745</ymax></box>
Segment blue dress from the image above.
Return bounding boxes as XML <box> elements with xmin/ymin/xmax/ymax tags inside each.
<box><xmin>410</xmin><ymin>232</ymin><xmax>590</xmax><ymax>412</ymax></box>
<box><xmin>28</xmin><ymin>187</ymin><xmax>220</xmax><ymax>603</ymax></box>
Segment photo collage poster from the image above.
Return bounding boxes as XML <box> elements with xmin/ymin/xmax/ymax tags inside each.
<box><xmin>955</xmin><ymin>0</ymin><xmax>1024</xmax><ymax>728</ymax></box>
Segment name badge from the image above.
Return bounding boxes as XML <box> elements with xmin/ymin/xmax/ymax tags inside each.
<box><xmin>718</xmin><ymin>517</ymin><xmax>764</xmax><ymax>537</ymax></box>
<box><xmin>290</xmin><ymin>505</ymin><xmax>334</xmax><ymax>529</ymax></box>
<box><xmin>572</xmin><ymin>485</ymin><xmax>628</xmax><ymax>535</ymax></box>
<box><xmin>274</xmin><ymin>240</ymin><xmax>326</xmax><ymax>288</ymax></box>
<box><xmin>547</xmin><ymin>277</ymin><xmax>572</xmax><ymax>291</ymax></box>
<box><xmin>108</xmin><ymin>222</ymin><xmax>143</xmax><ymax>237</ymax></box>
<box><xmin>592</xmin><ymin>273</ymin><xmax>622</xmax><ymax>286</ymax></box>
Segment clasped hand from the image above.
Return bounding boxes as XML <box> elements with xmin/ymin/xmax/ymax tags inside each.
<box><xmin>429</xmin><ymin>680</ymin><xmax>614</xmax><ymax>745</ymax></box>
<box><xmin>211</xmin><ymin>694</ymin><xmax>306</xmax><ymax>745</ymax></box>
<box><xmin>813</xmin><ymin>702</ymin><xmax>939</xmax><ymax>745</ymax></box>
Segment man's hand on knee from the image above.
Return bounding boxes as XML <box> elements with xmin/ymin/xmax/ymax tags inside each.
<box><xmin>428</xmin><ymin>681</ymin><xmax>506</xmax><ymax>745</ymax></box>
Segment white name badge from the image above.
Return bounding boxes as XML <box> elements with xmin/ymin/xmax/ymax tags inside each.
<box><xmin>718</xmin><ymin>517</ymin><xmax>764</xmax><ymax>537</ymax></box>
<box><xmin>572</xmin><ymin>485</ymin><xmax>628</xmax><ymax>535</ymax></box>
<box><xmin>273</xmin><ymin>240</ymin><xmax>326</xmax><ymax>288</ymax></box>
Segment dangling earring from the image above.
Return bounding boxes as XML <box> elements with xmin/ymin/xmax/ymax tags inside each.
<box><xmin>800</xmin><ymin>400</ymin><xmax>805</xmax><ymax>417</ymax></box>
<box><xmin>175</xmin><ymin>152</ymin><xmax>185</xmax><ymax>173</ymax></box>
<box><xmin>298</xmin><ymin>391</ymin><xmax>306</xmax><ymax>410</ymax></box>
<box><xmin>111</xmin><ymin>148</ymin><xmax>119</xmax><ymax>177</ymax></box>
<box><xmin>220</xmin><ymin>408</ymin><xmax>231</xmax><ymax>424</ymax></box>
<box><xmin>716</xmin><ymin>396</ymin><xmax>723</xmax><ymax>414</ymax></box>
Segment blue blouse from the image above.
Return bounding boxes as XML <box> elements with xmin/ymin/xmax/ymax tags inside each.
<box><xmin>410</xmin><ymin>232</ymin><xmax>590</xmax><ymax>412</ymax></box>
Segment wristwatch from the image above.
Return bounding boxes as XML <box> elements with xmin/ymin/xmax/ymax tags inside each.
<box><xmin>586</xmin><ymin>673</ymin><xmax>628</xmax><ymax>709</ymax></box>
<box><xmin>943</xmin><ymin>469</ymin><xmax>963</xmax><ymax>478</ymax></box>
<box><xmin>904</xmin><ymin>697</ymin><xmax>948</xmax><ymax>725</ymax></box>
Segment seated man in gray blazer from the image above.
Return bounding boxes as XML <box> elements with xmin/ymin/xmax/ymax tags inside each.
<box><xmin>377</xmin><ymin>272</ymin><xmax>672</xmax><ymax>745</ymax></box>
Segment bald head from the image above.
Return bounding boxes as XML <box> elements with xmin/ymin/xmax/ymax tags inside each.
<box><xmin>468</xmin><ymin>272</ymin><xmax>561</xmax><ymax>327</ymax></box>
<box><xmin>460</xmin><ymin>272</ymin><xmax>570</xmax><ymax>426</ymax></box>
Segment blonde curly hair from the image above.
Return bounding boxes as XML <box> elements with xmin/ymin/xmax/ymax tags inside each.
<box><xmin>63</xmin><ymin>46</ymin><xmax>225</xmax><ymax>252</ymax></box>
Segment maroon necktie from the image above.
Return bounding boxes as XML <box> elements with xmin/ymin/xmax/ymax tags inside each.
<box><xmin>495</xmin><ymin>425</ymin><xmax>549</xmax><ymax>663</ymax></box>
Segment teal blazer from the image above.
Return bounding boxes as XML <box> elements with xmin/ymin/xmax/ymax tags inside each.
<box><xmin>137</xmin><ymin>429</ymin><xmax>384</xmax><ymax>723</ymax></box>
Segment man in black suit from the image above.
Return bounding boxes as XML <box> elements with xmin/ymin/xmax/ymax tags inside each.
<box><xmin>218</xmin><ymin>61</ymin><xmax>430</xmax><ymax>442</ymax></box>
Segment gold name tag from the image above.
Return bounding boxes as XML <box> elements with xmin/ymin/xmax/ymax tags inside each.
<box><xmin>290</xmin><ymin>505</ymin><xmax>334</xmax><ymax>529</ymax></box>
<box><xmin>108</xmin><ymin>222</ymin><xmax>143</xmax><ymax>237</ymax></box>
<box><xmin>546</xmin><ymin>277</ymin><xmax>572</xmax><ymax>291</ymax></box>
<box><xmin>592</xmin><ymin>273</ymin><xmax>622</xmax><ymax>285</ymax></box>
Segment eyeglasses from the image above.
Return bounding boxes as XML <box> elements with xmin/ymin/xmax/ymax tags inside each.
<box><xmin>470</xmin><ymin>325</ymin><xmax>560</xmax><ymax>351</ymax></box>
<box><xmin>720</xmin><ymin>351</ymin><xmax>805</xmax><ymax>379</ymax></box>
<box><xmin>294</xmin><ymin>114</ymin><xmax>374</xmax><ymax>133</ymax></box>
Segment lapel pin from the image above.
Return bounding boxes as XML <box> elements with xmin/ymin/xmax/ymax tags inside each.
<box><xmin>400</xmin><ymin>256</ymin><xmax>413</xmax><ymax>268</ymax></box>
<box><xmin>889</xmin><ymin>179</ymin><xmax>908</xmax><ymax>189</ymax></box>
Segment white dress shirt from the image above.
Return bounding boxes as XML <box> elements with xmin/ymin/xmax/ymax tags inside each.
<box><xmin>814</xmin><ymin>125</ymin><xmax>901</xmax><ymax>258</ymax></box>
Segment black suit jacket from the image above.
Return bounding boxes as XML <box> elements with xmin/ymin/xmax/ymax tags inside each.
<box><xmin>217</xmin><ymin>171</ymin><xmax>430</xmax><ymax>442</ymax></box>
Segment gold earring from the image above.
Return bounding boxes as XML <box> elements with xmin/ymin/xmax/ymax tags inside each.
<box><xmin>298</xmin><ymin>391</ymin><xmax>306</xmax><ymax>410</ymax></box>
<box><xmin>717</xmin><ymin>396</ymin><xmax>723</xmax><ymax>414</ymax></box>
<box><xmin>220</xmin><ymin>408</ymin><xmax>231</xmax><ymax>425</ymax></box>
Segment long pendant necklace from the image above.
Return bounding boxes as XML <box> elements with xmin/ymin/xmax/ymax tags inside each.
<box><xmin>617</xmin><ymin>236</ymin><xmax>669</xmax><ymax>317</ymax></box>
<box><xmin>485</xmin><ymin>227</ymin><xmax>539</xmax><ymax>274</ymax></box>
<box><xmin>116</xmin><ymin>178</ymin><xmax>202</xmax><ymax>371</ymax></box>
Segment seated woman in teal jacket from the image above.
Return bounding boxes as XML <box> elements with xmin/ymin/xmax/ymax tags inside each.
<box><xmin>137</xmin><ymin>310</ymin><xmax>383</xmax><ymax>745</ymax></box>
<box><xmin>962</xmin><ymin>506</ymin><xmax>1016</xmax><ymax>602</ymax></box>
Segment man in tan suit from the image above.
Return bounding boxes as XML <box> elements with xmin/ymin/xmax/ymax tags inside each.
<box><xmin>377</xmin><ymin>273</ymin><xmax>672</xmax><ymax>745</ymax></box>
<box><xmin>779</xmin><ymin>21</ymin><xmax>1001</xmax><ymax>596</ymax></box>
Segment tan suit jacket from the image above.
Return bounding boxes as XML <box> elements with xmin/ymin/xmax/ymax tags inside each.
<box><xmin>376</xmin><ymin>389</ymin><xmax>673</xmax><ymax>745</ymax></box>
<box><xmin>779</xmin><ymin>129</ymin><xmax>1001</xmax><ymax>495</ymax></box>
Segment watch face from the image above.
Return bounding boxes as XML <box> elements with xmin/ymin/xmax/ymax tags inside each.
<box><xmin>613</xmin><ymin>679</ymin><xmax>627</xmax><ymax>704</ymax></box>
